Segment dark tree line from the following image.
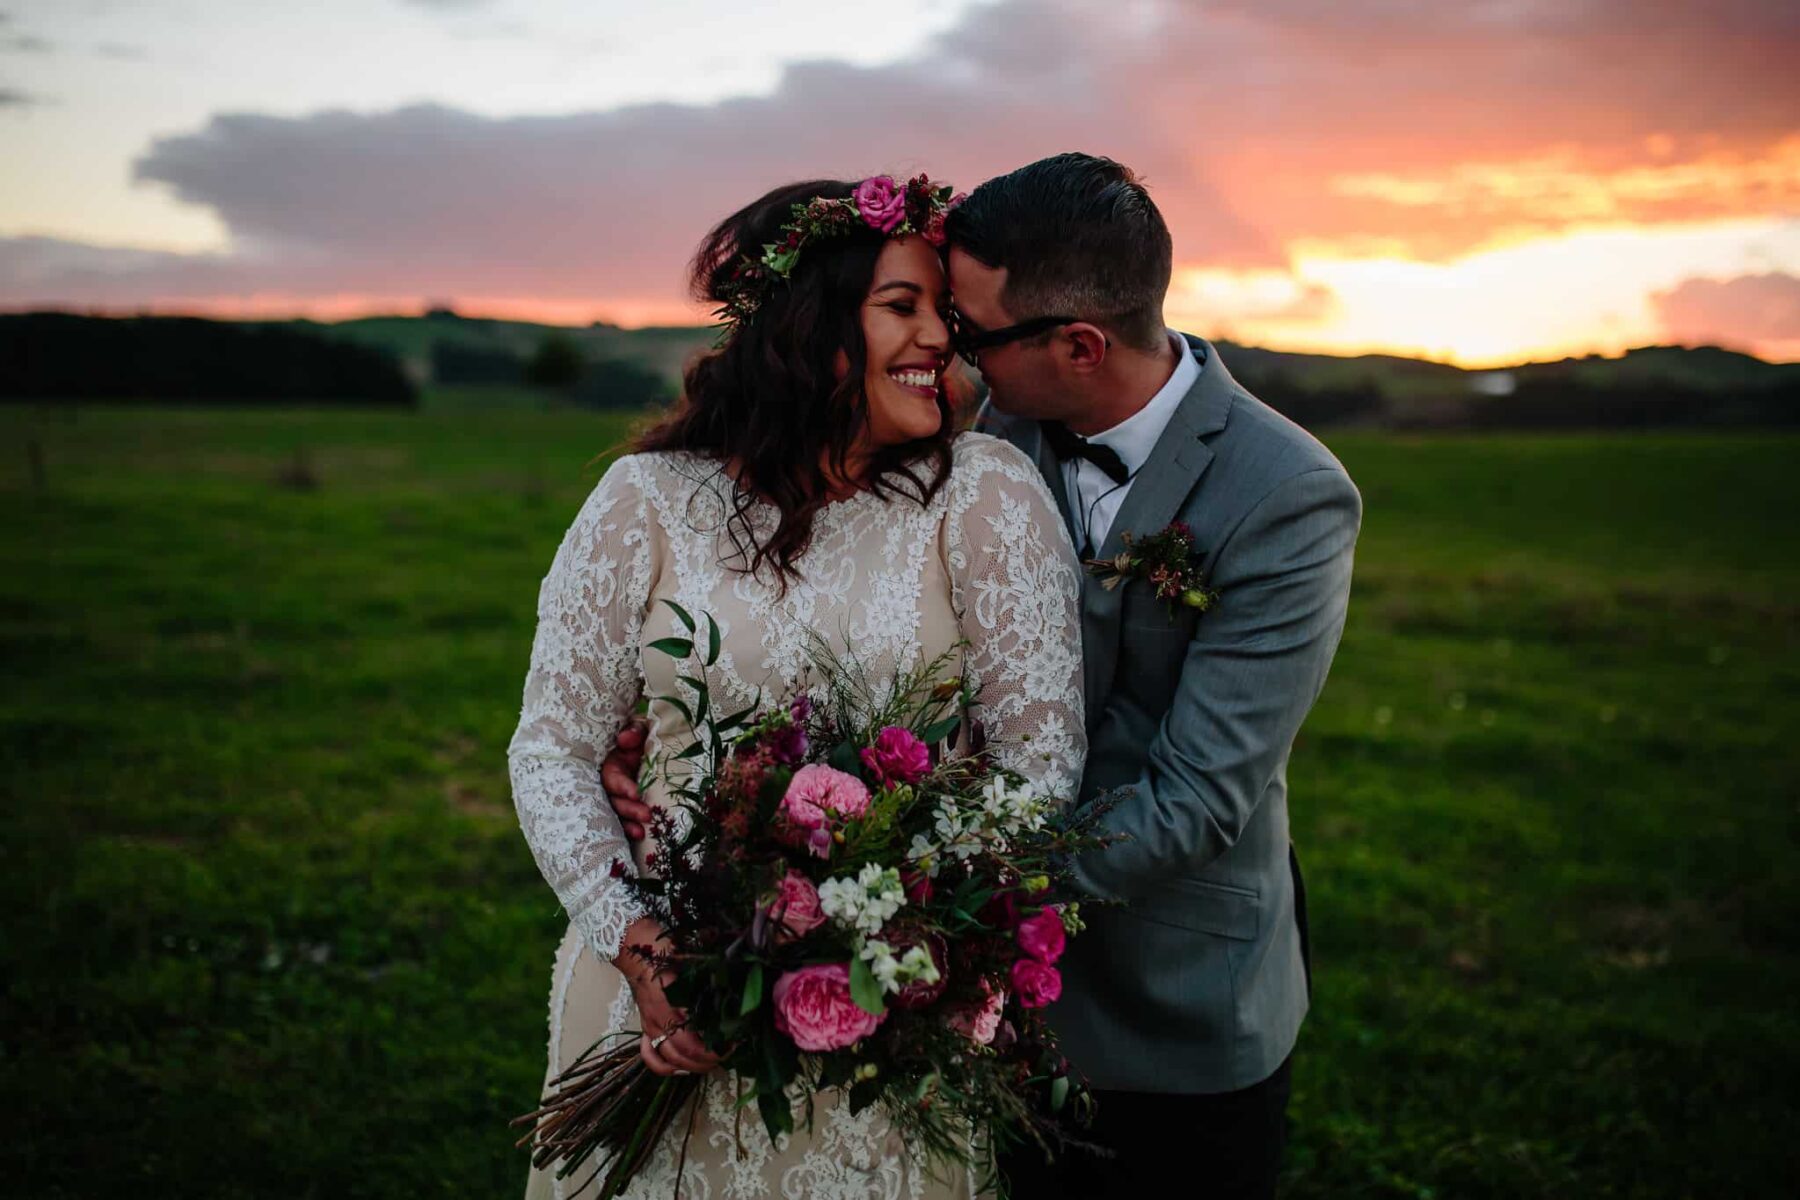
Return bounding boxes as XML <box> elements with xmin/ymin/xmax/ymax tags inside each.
<box><xmin>1236</xmin><ymin>369</ymin><xmax>1798</xmax><ymax>432</ymax></box>
<box><xmin>0</xmin><ymin>313</ymin><xmax>416</xmax><ymax>406</ymax></box>
<box><xmin>1233</xmin><ymin>369</ymin><xmax>1385</xmax><ymax>430</ymax></box>
<box><xmin>432</xmin><ymin>331</ymin><xmax>673</xmax><ymax>409</ymax></box>
<box><xmin>1466</xmin><ymin>378</ymin><xmax>1800</xmax><ymax>430</ymax></box>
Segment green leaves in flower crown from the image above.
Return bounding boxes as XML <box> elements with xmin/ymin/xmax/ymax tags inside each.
<box><xmin>761</xmin><ymin>243</ymin><xmax>801</xmax><ymax>279</ymax></box>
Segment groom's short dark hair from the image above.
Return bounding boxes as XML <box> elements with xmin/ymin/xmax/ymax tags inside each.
<box><xmin>946</xmin><ymin>152</ymin><xmax>1172</xmax><ymax>353</ymax></box>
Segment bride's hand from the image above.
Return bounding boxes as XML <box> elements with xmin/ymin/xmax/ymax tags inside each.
<box><xmin>613</xmin><ymin>916</ymin><xmax>723</xmax><ymax>1077</ymax></box>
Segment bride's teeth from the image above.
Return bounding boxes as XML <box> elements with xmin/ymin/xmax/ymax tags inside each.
<box><xmin>891</xmin><ymin>370</ymin><xmax>937</xmax><ymax>388</ymax></box>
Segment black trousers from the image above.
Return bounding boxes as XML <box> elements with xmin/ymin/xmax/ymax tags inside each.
<box><xmin>998</xmin><ymin>1055</ymin><xmax>1293</xmax><ymax>1200</ymax></box>
<box><xmin>1002</xmin><ymin>847</ymin><xmax>1309</xmax><ymax>1199</ymax></box>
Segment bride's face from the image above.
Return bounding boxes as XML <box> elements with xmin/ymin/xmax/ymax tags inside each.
<box><xmin>852</xmin><ymin>235</ymin><xmax>951</xmax><ymax>449</ymax></box>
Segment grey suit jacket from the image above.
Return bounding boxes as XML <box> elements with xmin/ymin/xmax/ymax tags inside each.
<box><xmin>981</xmin><ymin>334</ymin><xmax>1361</xmax><ymax>1093</ymax></box>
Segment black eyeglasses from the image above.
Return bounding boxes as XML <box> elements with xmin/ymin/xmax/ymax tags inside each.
<box><xmin>949</xmin><ymin>311</ymin><xmax>1080</xmax><ymax>367</ymax></box>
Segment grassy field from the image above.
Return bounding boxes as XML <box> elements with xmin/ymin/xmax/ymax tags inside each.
<box><xmin>2</xmin><ymin>405</ymin><xmax>1795</xmax><ymax>1197</ymax></box>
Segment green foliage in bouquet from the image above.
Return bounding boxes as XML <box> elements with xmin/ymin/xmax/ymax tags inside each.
<box><xmin>514</xmin><ymin>602</ymin><xmax>1120</xmax><ymax>1198</ymax></box>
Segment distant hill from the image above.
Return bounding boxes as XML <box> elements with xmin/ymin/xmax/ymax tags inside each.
<box><xmin>9</xmin><ymin>308</ymin><xmax>1791</xmax><ymax>428</ymax></box>
<box><xmin>277</xmin><ymin>312</ymin><xmax>1796</xmax><ymax>403</ymax></box>
<box><xmin>1508</xmin><ymin>345</ymin><xmax>1800</xmax><ymax>393</ymax></box>
<box><xmin>277</xmin><ymin>312</ymin><xmax>716</xmax><ymax>388</ymax></box>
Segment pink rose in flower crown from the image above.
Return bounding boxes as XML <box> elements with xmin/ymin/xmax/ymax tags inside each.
<box><xmin>860</xmin><ymin>726</ymin><xmax>931</xmax><ymax>787</ymax></box>
<box><xmin>853</xmin><ymin>175</ymin><xmax>907</xmax><ymax>233</ymax></box>
<box><xmin>766</xmin><ymin>869</ymin><xmax>826</xmax><ymax>941</ymax></box>
<box><xmin>773</xmin><ymin>963</ymin><xmax>887</xmax><ymax>1052</ymax></box>
<box><xmin>922</xmin><ymin>207</ymin><xmax>948</xmax><ymax>247</ymax></box>
<box><xmin>1010</xmin><ymin>958</ymin><xmax>1062</xmax><ymax>1009</ymax></box>
<box><xmin>948</xmin><ymin>984</ymin><xmax>1005</xmax><ymax>1044</ymax></box>
<box><xmin>1016</xmin><ymin>907</ymin><xmax>1066</xmax><ymax>964</ymax></box>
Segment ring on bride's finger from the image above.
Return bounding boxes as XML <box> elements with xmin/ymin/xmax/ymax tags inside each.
<box><xmin>650</xmin><ymin>1032</ymin><xmax>672</xmax><ymax>1050</ymax></box>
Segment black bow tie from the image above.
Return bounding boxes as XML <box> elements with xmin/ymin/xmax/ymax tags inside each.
<box><xmin>1040</xmin><ymin>420</ymin><xmax>1130</xmax><ymax>486</ymax></box>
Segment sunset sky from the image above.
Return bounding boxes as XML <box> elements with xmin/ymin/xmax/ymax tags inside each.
<box><xmin>2</xmin><ymin>0</ymin><xmax>1796</xmax><ymax>367</ymax></box>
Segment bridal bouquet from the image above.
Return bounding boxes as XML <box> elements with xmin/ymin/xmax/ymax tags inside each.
<box><xmin>513</xmin><ymin>601</ymin><xmax>1115</xmax><ymax>1198</ymax></box>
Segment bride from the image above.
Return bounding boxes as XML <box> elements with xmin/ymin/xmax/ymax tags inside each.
<box><xmin>508</xmin><ymin>174</ymin><xmax>1086</xmax><ymax>1199</ymax></box>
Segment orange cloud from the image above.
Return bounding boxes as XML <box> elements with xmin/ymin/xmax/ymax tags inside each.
<box><xmin>1</xmin><ymin>0</ymin><xmax>1796</xmax><ymax>362</ymax></box>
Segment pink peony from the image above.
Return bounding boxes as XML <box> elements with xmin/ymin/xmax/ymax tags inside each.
<box><xmin>1010</xmin><ymin>958</ymin><xmax>1062</xmax><ymax>1009</ymax></box>
<box><xmin>860</xmin><ymin>726</ymin><xmax>931</xmax><ymax>787</ymax></box>
<box><xmin>853</xmin><ymin>175</ymin><xmax>907</xmax><ymax>233</ymax></box>
<box><xmin>766</xmin><ymin>870</ymin><xmax>826</xmax><ymax>940</ymax></box>
<box><xmin>1016</xmin><ymin>908</ymin><xmax>1066</xmax><ymax>964</ymax></box>
<box><xmin>780</xmin><ymin>764</ymin><xmax>871</xmax><ymax>830</ymax></box>
<box><xmin>948</xmin><ymin>984</ymin><xmax>1005</xmax><ymax>1044</ymax></box>
<box><xmin>773</xmin><ymin>963</ymin><xmax>887</xmax><ymax>1052</ymax></box>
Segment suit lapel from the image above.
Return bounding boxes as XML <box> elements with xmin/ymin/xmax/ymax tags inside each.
<box><xmin>1080</xmin><ymin>335</ymin><xmax>1235</xmax><ymax>730</ymax></box>
<box><xmin>1027</xmin><ymin>420</ymin><xmax>1079</xmax><ymax>546</ymax></box>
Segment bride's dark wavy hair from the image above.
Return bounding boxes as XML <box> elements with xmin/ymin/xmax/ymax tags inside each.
<box><xmin>634</xmin><ymin>179</ymin><xmax>954</xmax><ymax>585</ymax></box>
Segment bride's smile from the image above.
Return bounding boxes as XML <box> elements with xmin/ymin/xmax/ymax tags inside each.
<box><xmin>855</xmin><ymin>233</ymin><xmax>953</xmax><ymax>449</ymax></box>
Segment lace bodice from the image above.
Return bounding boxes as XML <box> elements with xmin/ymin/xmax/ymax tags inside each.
<box><xmin>507</xmin><ymin>433</ymin><xmax>1087</xmax><ymax>966</ymax></box>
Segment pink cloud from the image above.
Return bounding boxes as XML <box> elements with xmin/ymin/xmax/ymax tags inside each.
<box><xmin>1652</xmin><ymin>272</ymin><xmax>1800</xmax><ymax>355</ymax></box>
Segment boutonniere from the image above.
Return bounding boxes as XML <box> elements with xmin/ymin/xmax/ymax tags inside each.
<box><xmin>1084</xmin><ymin>520</ymin><xmax>1217</xmax><ymax>617</ymax></box>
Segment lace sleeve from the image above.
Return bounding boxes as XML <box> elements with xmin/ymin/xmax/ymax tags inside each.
<box><xmin>945</xmin><ymin>436</ymin><xmax>1087</xmax><ymax>802</ymax></box>
<box><xmin>507</xmin><ymin>456</ymin><xmax>657</xmax><ymax>963</ymax></box>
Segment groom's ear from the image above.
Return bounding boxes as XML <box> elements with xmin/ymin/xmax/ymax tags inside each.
<box><xmin>1062</xmin><ymin>323</ymin><xmax>1110</xmax><ymax>374</ymax></box>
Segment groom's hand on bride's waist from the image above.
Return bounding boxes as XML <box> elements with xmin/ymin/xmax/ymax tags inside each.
<box><xmin>604</xmin><ymin>718</ymin><xmax>654</xmax><ymax>840</ymax></box>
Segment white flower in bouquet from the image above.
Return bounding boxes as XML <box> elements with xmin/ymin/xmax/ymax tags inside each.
<box><xmin>819</xmin><ymin>863</ymin><xmax>907</xmax><ymax>936</ymax></box>
<box><xmin>906</xmin><ymin>833</ymin><xmax>941</xmax><ymax>878</ymax></box>
<box><xmin>979</xmin><ymin>775</ymin><xmax>1047</xmax><ymax>836</ymax></box>
<box><xmin>859</xmin><ymin>936</ymin><xmax>943</xmax><ymax>995</ymax></box>
<box><xmin>933</xmin><ymin>800</ymin><xmax>984</xmax><ymax>862</ymax></box>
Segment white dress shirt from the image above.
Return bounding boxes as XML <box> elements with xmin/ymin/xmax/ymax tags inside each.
<box><xmin>1063</xmin><ymin>331</ymin><xmax>1202</xmax><ymax>557</ymax></box>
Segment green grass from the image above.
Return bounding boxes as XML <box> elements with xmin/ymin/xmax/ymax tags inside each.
<box><xmin>3</xmin><ymin>407</ymin><xmax>1796</xmax><ymax>1197</ymax></box>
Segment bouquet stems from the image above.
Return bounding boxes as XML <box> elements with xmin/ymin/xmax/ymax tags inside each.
<box><xmin>511</xmin><ymin>1034</ymin><xmax>705</xmax><ymax>1199</ymax></box>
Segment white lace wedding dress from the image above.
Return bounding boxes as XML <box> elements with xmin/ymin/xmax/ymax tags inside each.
<box><xmin>509</xmin><ymin>433</ymin><xmax>1086</xmax><ymax>1199</ymax></box>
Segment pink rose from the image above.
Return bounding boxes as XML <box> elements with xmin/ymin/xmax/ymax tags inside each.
<box><xmin>780</xmin><ymin>764</ymin><xmax>872</xmax><ymax>830</ymax></box>
<box><xmin>859</xmin><ymin>726</ymin><xmax>931</xmax><ymax>787</ymax></box>
<box><xmin>853</xmin><ymin>175</ymin><xmax>906</xmax><ymax>233</ymax></box>
<box><xmin>1016</xmin><ymin>908</ymin><xmax>1066</xmax><ymax>964</ymax></box>
<box><xmin>773</xmin><ymin>963</ymin><xmax>887</xmax><ymax>1052</ymax></box>
<box><xmin>1010</xmin><ymin>958</ymin><xmax>1062</xmax><ymax>1009</ymax></box>
<box><xmin>948</xmin><ymin>984</ymin><xmax>1005</xmax><ymax>1044</ymax></box>
<box><xmin>766</xmin><ymin>870</ymin><xmax>826</xmax><ymax>940</ymax></box>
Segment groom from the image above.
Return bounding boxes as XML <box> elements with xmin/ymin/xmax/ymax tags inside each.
<box><xmin>605</xmin><ymin>152</ymin><xmax>1360</xmax><ymax>1199</ymax></box>
<box><xmin>950</xmin><ymin>152</ymin><xmax>1359</xmax><ymax>1199</ymax></box>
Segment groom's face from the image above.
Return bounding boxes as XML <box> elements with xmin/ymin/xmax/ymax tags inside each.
<box><xmin>947</xmin><ymin>247</ymin><xmax>1067</xmax><ymax>420</ymax></box>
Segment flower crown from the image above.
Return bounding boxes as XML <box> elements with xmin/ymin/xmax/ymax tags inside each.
<box><xmin>714</xmin><ymin>174</ymin><xmax>964</xmax><ymax>337</ymax></box>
